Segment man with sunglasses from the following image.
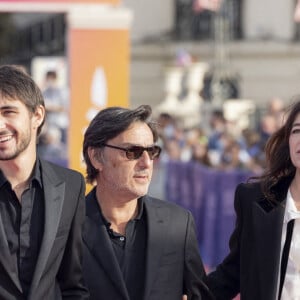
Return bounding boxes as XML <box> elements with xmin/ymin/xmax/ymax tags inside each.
<box><xmin>82</xmin><ymin>105</ymin><xmax>213</xmax><ymax>300</ymax></box>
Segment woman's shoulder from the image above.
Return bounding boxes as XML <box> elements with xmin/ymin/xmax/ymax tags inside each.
<box><xmin>236</xmin><ymin>181</ymin><xmax>264</xmax><ymax>199</ymax></box>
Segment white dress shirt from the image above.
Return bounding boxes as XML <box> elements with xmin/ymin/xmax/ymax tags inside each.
<box><xmin>279</xmin><ymin>189</ymin><xmax>300</xmax><ymax>299</ymax></box>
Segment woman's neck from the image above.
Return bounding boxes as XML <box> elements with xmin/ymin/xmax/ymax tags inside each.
<box><xmin>290</xmin><ymin>177</ymin><xmax>300</xmax><ymax>210</ymax></box>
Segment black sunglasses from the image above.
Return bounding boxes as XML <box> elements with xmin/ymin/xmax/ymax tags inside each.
<box><xmin>103</xmin><ymin>144</ymin><xmax>161</xmax><ymax>160</ymax></box>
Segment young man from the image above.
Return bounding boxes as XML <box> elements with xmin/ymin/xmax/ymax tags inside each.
<box><xmin>0</xmin><ymin>65</ymin><xmax>88</xmax><ymax>299</ymax></box>
<box><xmin>82</xmin><ymin>105</ymin><xmax>213</xmax><ymax>300</ymax></box>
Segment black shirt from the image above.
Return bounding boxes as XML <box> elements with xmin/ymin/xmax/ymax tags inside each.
<box><xmin>0</xmin><ymin>160</ymin><xmax>44</xmax><ymax>297</ymax></box>
<box><xmin>99</xmin><ymin>197</ymin><xmax>147</xmax><ymax>300</ymax></box>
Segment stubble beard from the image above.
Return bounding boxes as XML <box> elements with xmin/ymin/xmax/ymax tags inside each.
<box><xmin>0</xmin><ymin>131</ymin><xmax>32</xmax><ymax>161</ymax></box>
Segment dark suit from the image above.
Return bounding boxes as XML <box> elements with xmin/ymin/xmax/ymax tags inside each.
<box><xmin>0</xmin><ymin>159</ymin><xmax>89</xmax><ymax>300</ymax></box>
<box><xmin>83</xmin><ymin>189</ymin><xmax>212</xmax><ymax>300</ymax></box>
<box><xmin>206</xmin><ymin>181</ymin><xmax>288</xmax><ymax>300</ymax></box>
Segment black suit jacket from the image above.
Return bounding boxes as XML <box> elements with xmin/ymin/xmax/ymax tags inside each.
<box><xmin>0</xmin><ymin>159</ymin><xmax>89</xmax><ymax>300</ymax></box>
<box><xmin>206</xmin><ymin>181</ymin><xmax>287</xmax><ymax>300</ymax></box>
<box><xmin>83</xmin><ymin>189</ymin><xmax>213</xmax><ymax>300</ymax></box>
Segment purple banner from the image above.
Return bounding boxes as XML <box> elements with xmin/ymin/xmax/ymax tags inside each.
<box><xmin>165</xmin><ymin>161</ymin><xmax>252</xmax><ymax>268</ymax></box>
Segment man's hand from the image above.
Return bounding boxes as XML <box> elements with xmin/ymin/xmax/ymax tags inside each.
<box><xmin>183</xmin><ymin>295</ymin><xmax>188</xmax><ymax>300</ymax></box>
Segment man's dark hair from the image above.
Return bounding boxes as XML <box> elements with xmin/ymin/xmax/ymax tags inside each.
<box><xmin>0</xmin><ymin>64</ymin><xmax>45</xmax><ymax>135</ymax></box>
<box><xmin>83</xmin><ymin>104</ymin><xmax>158</xmax><ymax>183</ymax></box>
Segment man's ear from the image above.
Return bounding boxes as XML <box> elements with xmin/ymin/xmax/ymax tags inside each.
<box><xmin>33</xmin><ymin>105</ymin><xmax>45</xmax><ymax>129</ymax></box>
<box><xmin>88</xmin><ymin>147</ymin><xmax>103</xmax><ymax>171</ymax></box>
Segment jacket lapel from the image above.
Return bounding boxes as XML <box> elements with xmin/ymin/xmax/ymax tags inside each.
<box><xmin>0</xmin><ymin>213</ymin><xmax>22</xmax><ymax>291</ymax></box>
<box><xmin>252</xmin><ymin>198</ymin><xmax>285</xmax><ymax>300</ymax></box>
<box><xmin>143</xmin><ymin>197</ymin><xmax>168</xmax><ymax>300</ymax></box>
<box><xmin>29</xmin><ymin>161</ymin><xmax>65</xmax><ymax>297</ymax></box>
<box><xmin>84</xmin><ymin>191</ymin><xmax>130</xmax><ymax>299</ymax></box>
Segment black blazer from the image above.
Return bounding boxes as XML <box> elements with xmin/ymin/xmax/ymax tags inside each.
<box><xmin>206</xmin><ymin>181</ymin><xmax>287</xmax><ymax>300</ymax></box>
<box><xmin>83</xmin><ymin>189</ymin><xmax>213</xmax><ymax>300</ymax></box>
<box><xmin>0</xmin><ymin>159</ymin><xmax>89</xmax><ymax>300</ymax></box>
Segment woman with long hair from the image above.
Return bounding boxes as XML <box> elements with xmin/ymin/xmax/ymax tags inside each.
<box><xmin>206</xmin><ymin>100</ymin><xmax>300</xmax><ymax>300</ymax></box>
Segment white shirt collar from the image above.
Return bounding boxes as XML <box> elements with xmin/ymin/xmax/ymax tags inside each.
<box><xmin>285</xmin><ymin>189</ymin><xmax>300</xmax><ymax>223</ymax></box>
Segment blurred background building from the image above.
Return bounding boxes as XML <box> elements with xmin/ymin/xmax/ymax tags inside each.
<box><xmin>125</xmin><ymin>0</ymin><xmax>300</xmax><ymax>112</ymax></box>
<box><xmin>0</xmin><ymin>0</ymin><xmax>299</xmax><ymax>112</ymax></box>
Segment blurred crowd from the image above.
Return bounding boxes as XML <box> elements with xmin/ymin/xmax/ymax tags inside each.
<box><xmin>37</xmin><ymin>69</ymin><xmax>69</xmax><ymax>167</ymax></box>
<box><xmin>34</xmin><ymin>63</ymin><xmax>288</xmax><ymax>177</ymax></box>
<box><xmin>154</xmin><ymin>97</ymin><xmax>287</xmax><ymax>175</ymax></box>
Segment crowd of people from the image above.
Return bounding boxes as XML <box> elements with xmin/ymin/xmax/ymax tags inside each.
<box><xmin>155</xmin><ymin>97</ymin><xmax>287</xmax><ymax>175</ymax></box>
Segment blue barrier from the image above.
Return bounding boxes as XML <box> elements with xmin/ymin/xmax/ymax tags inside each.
<box><xmin>164</xmin><ymin>161</ymin><xmax>252</xmax><ymax>269</ymax></box>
